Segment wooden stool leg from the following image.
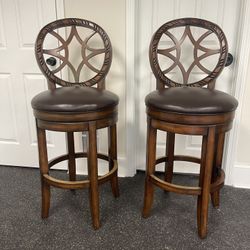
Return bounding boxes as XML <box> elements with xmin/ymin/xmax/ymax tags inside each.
<box><xmin>142</xmin><ymin>118</ymin><xmax>157</xmax><ymax>218</ymax></box>
<box><xmin>37</xmin><ymin>124</ymin><xmax>50</xmax><ymax>218</ymax></box>
<box><xmin>165</xmin><ymin>132</ymin><xmax>175</xmax><ymax>183</ymax></box>
<box><xmin>87</xmin><ymin>122</ymin><xmax>100</xmax><ymax>230</ymax></box>
<box><xmin>197</xmin><ymin>127</ymin><xmax>215</xmax><ymax>238</ymax></box>
<box><xmin>197</xmin><ymin>135</ymin><xmax>207</xmax><ymax>235</ymax></box>
<box><xmin>108</xmin><ymin>124</ymin><xmax>120</xmax><ymax>198</ymax></box>
<box><xmin>67</xmin><ymin>132</ymin><xmax>76</xmax><ymax>182</ymax></box>
<box><xmin>211</xmin><ymin>133</ymin><xmax>225</xmax><ymax>208</ymax></box>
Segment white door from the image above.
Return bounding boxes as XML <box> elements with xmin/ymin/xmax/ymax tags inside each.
<box><xmin>136</xmin><ymin>0</ymin><xmax>242</xmax><ymax>173</ymax></box>
<box><xmin>0</xmin><ymin>0</ymin><xmax>66</xmax><ymax>167</ymax></box>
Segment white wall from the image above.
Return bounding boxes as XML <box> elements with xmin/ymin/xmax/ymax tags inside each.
<box><xmin>234</xmin><ymin>52</ymin><xmax>250</xmax><ymax>188</ymax></box>
<box><xmin>237</xmin><ymin>59</ymin><xmax>250</xmax><ymax>163</ymax></box>
<box><xmin>224</xmin><ymin>1</ymin><xmax>250</xmax><ymax>189</ymax></box>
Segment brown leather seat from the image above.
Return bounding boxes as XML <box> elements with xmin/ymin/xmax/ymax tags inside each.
<box><xmin>32</xmin><ymin>86</ymin><xmax>119</xmax><ymax>113</ymax></box>
<box><xmin>145</xmin><ymin>87</ymin><xmax>238</xmax><ymax>114</ymax></box>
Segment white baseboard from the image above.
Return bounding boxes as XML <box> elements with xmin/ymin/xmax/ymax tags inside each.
<box><xmin>231</xmin><ymin>164</ymin><xmax>250</xmax><ymax>189</ymax></box>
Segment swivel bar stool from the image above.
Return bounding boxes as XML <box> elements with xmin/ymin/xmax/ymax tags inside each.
<box><xmin>142</xmin><ymin>18</ymin><xmax>238</xmax><ymax>238</ymax></box>
<box><xmin>32</xmin><ymin>18</ymin><xmax>119</xmax><ymax>229</ymax></box>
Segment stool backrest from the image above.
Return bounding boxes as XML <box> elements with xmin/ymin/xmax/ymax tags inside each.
<box><xmin>149</xmin><ymin>18</ymin><xmax>228</xmax><ymax>89</ymax></box>
<box><xmin>35</xmin><ymin>18</ymin><xmax>112</xmax><ymax>90</ymax></box>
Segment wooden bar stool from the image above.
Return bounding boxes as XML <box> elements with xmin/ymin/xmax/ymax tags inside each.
<box><xmin>142</xmin><ymin>18</ymin><xmax>238</xmax><ymax>238</ymax></box>
<box><xmin>31</xmin><ymin>18</ymin><xmax>119</xmax><ymax>229</ymax></box>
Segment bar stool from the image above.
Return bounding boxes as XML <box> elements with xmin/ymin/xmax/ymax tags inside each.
<box><xmin>142</xmin><ymin>18</ymin><xmax>238</xmax><ymax>238</ymax></box>
<box><xmin>32</xmin><ymin>18</ymin><xmax>119</xmax><ymax>229</ymax></box>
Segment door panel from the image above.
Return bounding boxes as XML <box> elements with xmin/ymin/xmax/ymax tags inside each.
<box><xmin>136</xmin><ymin>0</ymin><xmax>241</xmax><ymax>172</ymax></box>
<box><xmin>0</xmin><ymin>0</ymin><xmax>66</xmax><ymax>168</ymax></box>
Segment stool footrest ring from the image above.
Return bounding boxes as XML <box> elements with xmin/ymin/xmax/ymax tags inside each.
<box><xmin>210</xmin><ymin>169</ymin><xmax>225</xmax><ymax>193</ymax></box>
<box><xmin>156</xmin><ymin>155</ymin><xmax>201</xmax><ymax>165</ymax></box>
<box><xmin>43</xmin><ymin>153</ymin><xmax>118</xmax><ymax>189</ymax></box>
<box><xmin>48</xmin><ymin>152</ymin><xmax>110</xmax><ymax>169</ymax></box>
<box><xmin>149</xmin><ymin>174</ymin><xmax>202</xmax><ymax>195</ymax></box>
<box><xmin>150</xmin><ymin>155</ymin><xmax>225</xmax><ymax>195</ymax></box>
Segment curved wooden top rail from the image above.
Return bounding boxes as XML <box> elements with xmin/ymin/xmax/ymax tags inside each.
<box><xmin>35</xmin><ymin>18</ymin><xmax>112</xmax><ymax>88</ymax></box>
<box><xmin>150</xmin><ymin>18</ymin><xmax>228</xmax><ymax>88</ymax></box>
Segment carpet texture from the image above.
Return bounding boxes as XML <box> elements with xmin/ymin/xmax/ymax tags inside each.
<box><xmin>0</xmin><ymin>165</ymin><xmax>250</xmax><ymax>250</ymax></box>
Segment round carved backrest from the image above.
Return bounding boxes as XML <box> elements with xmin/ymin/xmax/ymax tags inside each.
<box><xmin>35</xmin><ymin>18</ymin><xmax>112</xmax><ymax>88</ymax></box>
<box><xmin>149</xmin><ymin>18</ymin><xmax>228</xmax><ymax>88</ymax></box>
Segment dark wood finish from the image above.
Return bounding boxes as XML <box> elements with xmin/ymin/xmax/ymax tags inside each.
<box><xmin>37</xmin><ymin>124</ymin><xmax>50</xmax><ymax>218</ymax></box>
<box><xmin>34</xmin><ymin>106</ymin><xmax>118</xmax><ymax>123</ymax></box>
<box><xmin>142</xmin><ymin>118</ymin><xmax>157</xmax><ymax>218</ymax></box>
<box><xmin>67</xmin><ymin>132</ymin><xmax>76</xmax><ymax>182</ymax></box>
<box><xmin>87</xmin><ymin>122</ymin><xmax>100</xmax><ymax>229</ymax></box>
<box><xmin>149</xmin><ymin>18</ymin><xmax>228</xmax><ymax>88</ymax></box>
<box><xmin>108</xmin><ymin>125</ymin><xmax>120</xmax><ymax>197</ymax></box>
<box><xmin>37</xmin><ymin>114</ymin><xmax>117</xmax><ymax>133</ymax></box>
<box><xmin>143</xmin><ymin>18</ymin><xmax>236</xmax><ymax>239</ymax></box>
<box><xmin>156</xmin><ymin>155</ymin><xmax>201</xmax><ymax>165</ymax></box>
<box><xmin>148</xmin><ymin>107</ymin><xmax>235</xmax><ymax>126</ymax></box>
<box><xmin>164</xmin><ymin>132</ymin><xmax>175</xmax><ymax>183</ymax></box>
<box><xmin>35</xmin><ymin>18</ymin><xmax>112</xmax><ymax>89</ymax></box>
<box><xmin>143</xmin><ymin>112</ymin><xmax>231</xmax><ymax>238</ymax></box>
<box><xmin>150</xmin><ymin>174</ymin><xmax>201</xmax><ymax>195</ymax></box>
<box><xmin>198</xmin><ymin>127</ymin><xmax>215</xmax><ymax>238</ymax></box>
<box><xmin>43</xmin><ymin>153</ymin><xmax>118</xmax><ymax>189</ymax></box>
<box><xmin>210</xmin><ymin>169</ymin><xmax>225</xmax><ymax>193</ymax></box>
<box><xmin>152</xmin><ymin>119</ymin><xmax>208</xmax><ymax>135</ymax></box>
<box><xmin>197</xmin><ymin>134</ymin><xmax>207</xmax><ymax>237</ymax></box>
<box><xmin>211</xmin><ymin>133</ymin><xmax>225</xmax><ymax>208</ymax></box>
<box><xmin>33</xmin><ymin>18</ymin><xmax>119</xmax><ymax>229</ymax></box>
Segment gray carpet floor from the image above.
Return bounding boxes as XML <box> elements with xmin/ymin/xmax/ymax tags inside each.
<box><xmin>0</xmin><ymin>165</ymin><xmax>250</xmax><ymax>250</ymax></box>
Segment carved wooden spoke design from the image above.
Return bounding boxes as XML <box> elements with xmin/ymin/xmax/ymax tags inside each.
<box><xmin>150</xmin><ymin>18</ymin><xmax>228</xmax><ymax>88</ymax></box>
<box><xmin>35</xmin><ymin>18</ymin><xmax>112</xmax><ymax>87</ymax></box>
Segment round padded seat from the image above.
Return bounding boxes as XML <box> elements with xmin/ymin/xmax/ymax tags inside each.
<box><xmin>145</xmin><ymin>87</ymin><xmax>238</xmax><ymax>114</ymax></box>
<box><xmin>31</xmin><ymin>86</ymin><xmax>119</xmax><ymax>113</ymax></box>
